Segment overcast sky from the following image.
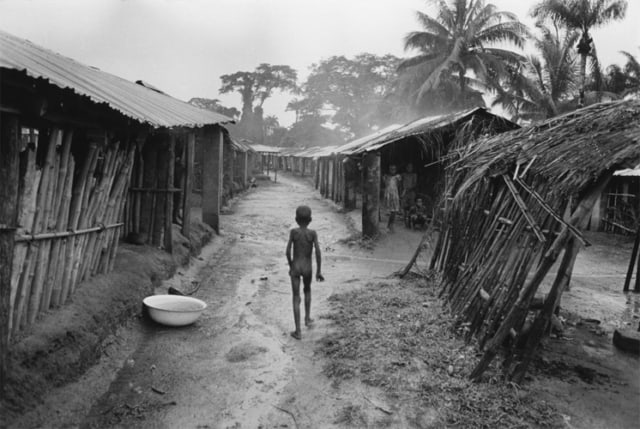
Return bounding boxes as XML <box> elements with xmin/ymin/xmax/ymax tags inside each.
<box><xmin>1</xmin><ymin>0</ymin><xmax>639</xmax><ymax>126</ymax></box>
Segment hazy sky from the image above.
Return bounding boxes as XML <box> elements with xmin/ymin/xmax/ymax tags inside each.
<box><xmin>1</xmin><ymin>0</ymin><xmax>639</xmax><ymax>126</ymax></box>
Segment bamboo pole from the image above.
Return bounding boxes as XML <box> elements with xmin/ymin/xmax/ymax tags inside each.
<box><xmin>43</xmin><ymin>130</ymin><xmax>73</xmax><ymax>309</ymax></box>
<box><xmin>69</xmin><ymin>144</ymin><xmax>101</xmax><ymax>294</ymax></box>
<box><xmin>511</xmin><ymin>237</ymin><xmax>580</xmax><ymax>382</ymax></box>
<box><xmin>470</xmin><ymin>174</ymin><xmax>611</xmax><ymax>380</ymax></box>
<box><xmin>28</xmin><ymin>128</ymin><xmax>62</xmax><ymax>323</ymax></box>
<box><xmin>10</xmin><ymin>143</ymin><xmax>38</xmax><ymax>335</ymax></box>
<box><xmin>182</xmin><ymin>133</ymin><xmax>195</xmax><ymax>238</ymax></box>
<box><xmin>164</xmin><ymin>135</ymin><xmax>175</xmax><ymax>253</ymax></box>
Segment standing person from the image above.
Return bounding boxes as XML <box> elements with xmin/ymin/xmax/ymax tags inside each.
<box><xmin>285</xmin><ymin>205</ymin><xmax>324</xmax><ymax>340</ymax></box>
<box><xmin>383</xmin><ymin>165</ymin><xmax>402</xmax><ymax>231</ymax></box>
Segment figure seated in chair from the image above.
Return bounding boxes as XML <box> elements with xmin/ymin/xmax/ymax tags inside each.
<box><xmin>408</xmin><ymin>198</ymin><xmax>428</xmax><ymax>230</ymax></box>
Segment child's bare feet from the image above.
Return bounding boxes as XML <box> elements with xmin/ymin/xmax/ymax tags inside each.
<box><xmin>290</xmin><ymin>331</ymin><xmax>301</xmax><ymax>340</ymax></box>
<box><xmin>305</xmin><ymin>318</ymin><xmax>314</xmax><ymax>328</ymax></box>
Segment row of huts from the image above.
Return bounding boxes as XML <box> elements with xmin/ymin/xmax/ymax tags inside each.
<box><xmin>274</xmin><ymin>99</ymin><xmax>640</xmax><ymax>380</ymax></box>
<box><xmin>0</xmin><ymin>30</ymin><xmax>258</xmax><ymax>386</ymax></box>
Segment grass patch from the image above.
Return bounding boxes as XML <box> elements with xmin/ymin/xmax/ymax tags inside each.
<box><xmin>318</xmin><ymin>279</ymin><xmax>564</xmax><ymax>428</ymax></box>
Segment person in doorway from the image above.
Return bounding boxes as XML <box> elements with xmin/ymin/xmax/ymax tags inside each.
<box><xmin>409</xmin><ymin>197</ymin><xmax>428</xmax><ymax>230</ymax></box>
<box><xmin>383</xmin><ymin>164</ymin><xmax>402</xmax><ymax>231</ymax></box>
<box><xmin>285</xmin><ymin>205</ymin><xmax>324</xmax><ymax>340</ymax></box>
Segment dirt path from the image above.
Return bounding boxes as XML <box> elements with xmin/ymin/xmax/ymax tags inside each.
<box><xmin>23</xmin><ymin>174</ymin><xmax>418</xmax><ymax>429</ymax></box>
<box><xmin>9</xmin><ymin>173</ymin><xmax>639</xmax><ymax>428</ymax></box>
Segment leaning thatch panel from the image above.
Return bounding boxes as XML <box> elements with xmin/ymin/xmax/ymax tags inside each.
<box><xmin>431</xmin><ymin>99</ymin><xmax>640</xmax><ymax>382</ymax></box>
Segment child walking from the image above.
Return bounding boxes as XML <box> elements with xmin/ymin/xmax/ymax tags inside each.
<box><xmin>285</xmin><ymin>205</ymin><xmax>324</xmax><ymax>340</ymax></box>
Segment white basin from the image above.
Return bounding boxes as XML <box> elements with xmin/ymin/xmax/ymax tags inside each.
<box><xmin>143</xmin><ymin>295</ymin><xmax>207</xmax><ymax>327</ymax></box>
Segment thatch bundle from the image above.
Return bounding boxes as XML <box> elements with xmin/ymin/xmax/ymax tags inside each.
<box><xmin>431</xmin><ymin>99</ymin><xmax>640</xmax><ymax>382</ymax></box>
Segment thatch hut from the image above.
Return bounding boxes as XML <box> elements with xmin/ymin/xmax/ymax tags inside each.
<box><xmin>0</xmin><ymin>29</ymin><xmax>233</xmax><ymax>384</ymax></box>
<box><xmin>430</xmin><ymin>99</ymin><xmax>640</xmax><ymax>382</ymax></box>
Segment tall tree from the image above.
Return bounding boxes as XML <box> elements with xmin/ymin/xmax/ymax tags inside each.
<box><xmin>399</xmin><ymin>0</ymin><xmax>528</xmax><ymax>114</ymax></box>
<box><xmin>493</xmin><ymin>23</ymin><xmax>580</xmax><ymax>121</ymax></box>
<box><xmin>219</xmin><ymin>64</ymin><xmax>297</xmax><ymax>143</ymax></box>
<box><xmin>291</xmin><ymin>54</ymin><xmax>402</xmax><ymax>137</ymax></box>
<box><xmin>532</xmin><ymin>0</ymin><xmax>627</xmax><ymax>106</ymax></box>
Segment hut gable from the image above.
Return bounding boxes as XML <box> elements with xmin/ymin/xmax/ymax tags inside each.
<box><xmin>431</xmin><ymin>99</ymin><xmax>640</xmax><ymax>382</ymax></box>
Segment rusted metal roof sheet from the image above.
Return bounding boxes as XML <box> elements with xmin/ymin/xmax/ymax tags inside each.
<box><xmin>614</xmin><ymin>167</ymin><xmax>640</xmax><ymax>176</ymax></box>
<box><xmin>0</xmin><ymin>29</ymin><xmax>232</xmax><ymax>129</ymax></box>
<box><xmin>229</xmin><ymin>138</ymin><xmax>255</xmax><ymax>153</ymax></box>
<box><xmin>249</xmin><ymin>144</ymin><xmax>282</xmax><ymax>153</ymax></box>
<box><xmin>333</xmin><ymin>108</ymin><xmax>516</xmax><ymax>156</ymax></box>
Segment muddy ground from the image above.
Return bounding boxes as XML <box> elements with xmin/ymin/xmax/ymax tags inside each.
<box><xmin>4</xmin><ymin>173</ymin><xmax>640</xmax><ymax>428</ymax></box>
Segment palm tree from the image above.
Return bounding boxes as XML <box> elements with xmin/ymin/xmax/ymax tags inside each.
<box><xmin>398</xmin><ymin>0</ymin><xmax>528</xmax><ymax>113</ymax></box>
<box><xmin>532</xmin><ymin>0</ymin><xmax>627</xmax><ymax>107</ymax></box>
<box><xmin>620</xmin><ymin>48</ymin><xmax>640</xmax><ymax>94</ymax></box>
<box><xmin>493</xmin><ymin>23</ymin><xmax>580</xmax><ymax>121</ymax></box>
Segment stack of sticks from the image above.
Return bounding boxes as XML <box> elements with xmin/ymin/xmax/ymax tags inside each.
<box><xmin>9</xmin><ymin>127</ymin><xmax>134</xmax><ymax>337</ymax></box>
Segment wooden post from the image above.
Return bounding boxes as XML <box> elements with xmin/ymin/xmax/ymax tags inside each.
<box><xmin>243</xmin><ymin>151</ymin><xmax>249</xmax><ymax>189</ymax></box>
<box><xmin>202</xmin><ymin>126</ymin><xmax>223</xmax><ymax>234</ymax></box>
<box><xmin>0</xmin><ymin>114</ymin><xmax>20</xmax><ymax>394</ymax></box>
<box><xmin>332</xmin><ymin>157</ymin><xmax>337</xmax><ymax>200</ymax></box>
<box><xmin>362</xmin><ymin>152</ymin><xmax>380</xmax><ymax>238</ymax></box>
<box><xmin>182</xmin><ymin>133</ymin><xmax>195</xmax><ymax>238</ymax></box>
<box><xmin>624</xmin><ymin>226</ymin><xmax>640</xmax><ymax>292</ymax></box>
<box><xmin>164</xmin><ymin>135</ymin><xmax>175</xmax><ymax>253</ymax></box>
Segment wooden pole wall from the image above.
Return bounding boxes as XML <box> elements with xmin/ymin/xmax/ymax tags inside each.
<box><xmin>0</xmin><ymin>114</ymin><xmax>20</xmax><ymax>394</ymax></box>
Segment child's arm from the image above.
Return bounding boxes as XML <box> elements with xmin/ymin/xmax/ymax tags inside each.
<box><xmin>313</xmin><ymin>231</ymin><xmax>324</xmax><ymax>281</ymax></box>
<box><xmin>285</xmin><ymin>230</ymin><xmax>293</xmax><ymax>269</ymax></box>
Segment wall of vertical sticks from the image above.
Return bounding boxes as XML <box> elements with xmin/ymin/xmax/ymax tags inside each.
<box><xmin>125</xmin><ymin>133</ymin><xmax>180</xmax><ymax>252</ymax></box>
<box><xmin>10</xmin><ymin>127</ymin><xmax>135</xmax><ymax>338</ymax></box>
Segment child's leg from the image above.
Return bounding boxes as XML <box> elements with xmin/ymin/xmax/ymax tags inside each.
<box><xmin>302</xmin><ymin>275</ymin><xmax>313</xmax><ymax>326</ymax></box>
<box><xmin>290</xmin><ymin>276</ymin><xmax>302</xmax><ymax>339</ymax></box>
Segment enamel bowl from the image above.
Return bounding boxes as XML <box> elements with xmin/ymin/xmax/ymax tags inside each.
<box><xmin>143</xmin><ymin>295</ymin><xmax>207</xmax><ymax>327</ymax></box>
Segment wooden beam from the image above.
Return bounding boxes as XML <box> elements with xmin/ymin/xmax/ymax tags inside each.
<box><xmin>182</xmin><ymin>133</ymin><xmax>195</xmax><ymax>238</ymax></box>
<box><xmin>362</xmin><ymin>152</ymin><xmax>380</xmax><ymax>238</ymax></box>
<box><xmin>164</xmin><ymin>135</ymin><xmax>175</xmax><ymax>253</ymax></box>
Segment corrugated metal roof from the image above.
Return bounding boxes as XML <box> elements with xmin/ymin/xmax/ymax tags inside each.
<box><xmin>0</xmin><ymin>29</ymin><xmax>232</xmax><ymax>129</ymax></box>
<box><xmin>329</xmin><ymin>108</ymin><xmax>516</xmax><ymax>156</ymax></box>
<box><xmin>250</xmin><ymin>144</ymin><xmax>282</xmax><ymax>153</ymax></box>
<box><xmin>614</xmin><ymin>167</ymin><xmax>640</xmax><ymax>176</ymax></box>
<box><xmin>229</xmin><ymin>138</ymin><xmax>255</xmax><ymax>153</ymax></box>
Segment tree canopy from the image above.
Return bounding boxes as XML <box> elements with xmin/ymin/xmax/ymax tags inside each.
<box><xmin>398</xmin><ymin>0</ymin><xmax>528</xmax><ymax>115</ymax></box>
<box><xmin>219</xmin><ymin>64</ymin><xmax>298</xmax><ymax>143</ymax></box>
<box><xmin>532</xmin><ymin>0</ymin><xmax>627</xmax><ymax>105</ymax></box>
<box><xmin>289</xmin><ymin>53</ymin><xmax>402</xmax><ymax>138</ymax></box>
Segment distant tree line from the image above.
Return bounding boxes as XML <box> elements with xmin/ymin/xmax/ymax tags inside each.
<box><xmin>191</xmin><ymin>0</ymin><xmax>636</xmax><ymax>147</ymax></box>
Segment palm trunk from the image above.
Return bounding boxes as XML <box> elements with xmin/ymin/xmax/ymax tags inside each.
<box><xmin>579</xmin><ymin>52</ymin><xmax>587</xmax><ymax>107</ymax></box>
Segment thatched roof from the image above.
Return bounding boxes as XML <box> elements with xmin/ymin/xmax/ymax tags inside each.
<box><xmin>455</xmin><ymin>99</ymin><xmax>640</xmax><ymax>198</ymax></box>
<box><xmin>430</xmin><ymin>99</ymin><xmax>640</xmax><ymax>382</ymax></box>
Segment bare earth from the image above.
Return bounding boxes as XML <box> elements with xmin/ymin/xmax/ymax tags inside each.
<box><xmin>9</xmin><ymin>173</ymin><xmax>639</xmax><ymax>428</ymax></box>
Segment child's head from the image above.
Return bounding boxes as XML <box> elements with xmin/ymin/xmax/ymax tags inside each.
<box><xmin>295</xmin><ymin>205</ymin><xmax>312</xmax><ymax>226</ymax></box>
<box><xmin>406</xmin><ymin>163</ymin><xmax>414</xmax><ymax>172</ymax></box>
<box><xmin>416</xmin><ymin>198</ymin><xmax>423</xmax><ymax>206</ymax></box>
<box><xmin>389</xmin><ymin>165</ymin><xmax>397</xmax><ymax>174</ymax></box>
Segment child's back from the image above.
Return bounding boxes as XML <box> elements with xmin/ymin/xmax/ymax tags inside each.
<box><xmin>289</xmin><ymin>226</ymin><xmax>317</xmax><ymax>278</ymax></box>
